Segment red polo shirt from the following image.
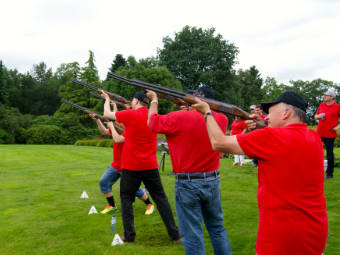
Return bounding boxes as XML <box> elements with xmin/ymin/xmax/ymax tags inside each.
<box><xmin>109</xmin><ymin>131</ymin><xmax>125</xmax><ymax>171</ymax></box>
<box><xmin>316</xmin><ymin>102</ymin><xmax>340</xmax><ymax>138</ymax></box>
<box><xmin>231</xmin><ymin>120</ymin><xmax>246</xmax><ymax>135</ymax></box>
<box><xmin>237</xmin><ymin>123</ymin><xmax>328</xmax><ymax>255</ymax></box>
<box><xmin>149</xmin><ymin>110</ymin><xmax>228</xmax><ymax>173</ymax></box>
<box><xmin>115</xmin><ymin>107</ymin><xmax>158</xmax><ymax>170</ymax></box>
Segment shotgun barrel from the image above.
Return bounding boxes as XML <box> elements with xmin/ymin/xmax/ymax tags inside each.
<box><xmin>64</xmin><ymin>100</ymin><xmax>125</xmax><ymax>133</ymax></box>
<box><xmin>72</xmin><ymin>78</ymin><xmax>130</xmax><ymax>105</ymax></box>
<box><xmin>64</xmin><ymin>100</ymin><xmax>108</xmax><ymax>122</ymax></box>
<box><xmin>89</xmin><ymin>92</ymin><xmax>126</xmax><ymax>107</ymax></box>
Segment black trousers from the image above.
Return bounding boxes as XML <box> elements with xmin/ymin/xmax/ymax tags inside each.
<box><xmin>120</xmin><ymin>169</ymin><xmax>180</xmax><ymax>242</ymax></box>
<box><xmin>321</xmin><ymin>137</ymin><xmax>335</xmax><ymax>177</ymax></box>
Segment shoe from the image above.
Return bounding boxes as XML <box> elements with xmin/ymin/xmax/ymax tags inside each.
<box><xmin>100</xmin><ymin>205</ymin><xmax>118</xmax><ymax>214</ymax></box>
<box><xmin>145</xmin><ymin>204</ymin><xmax>155</xmax><ymax>216</ymax></box>
<box><xmin>173</xmin><ymin>237</ymin><xmax>181</xmax><ymax>244</ymax></box>
<box><xmin>240</xmin><ymin>163</ymin><xmax>244</xmax><ymax>167</ymax></box>
<box><xmin>325</xmin><ymin>175</ymin><xmax>333</xmax><ymax>180</ymax></box>
<box><xmin>120</xmin><ymin>235</ymin><xmax>135</xmax><ymax>243</ymax></box>
<box><xmin>232</xmin><ymin>162</ymin><xmax>238</xmax><ymax>166</ymax></box>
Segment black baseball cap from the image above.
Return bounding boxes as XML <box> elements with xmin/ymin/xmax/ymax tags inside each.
<box><xmin>189</xmin><ymin>86</ymin><xmax>215</xmax><ymax>99</ymax></box>
<box><xmin>133</xmin><ymin>92</ymin><xmax>149</xmax><ymax>105</ymax></box>
<box><xmin>261</xmin><ymin>91</ymin><xmax>307</xmax><ymax>114</ymax></box>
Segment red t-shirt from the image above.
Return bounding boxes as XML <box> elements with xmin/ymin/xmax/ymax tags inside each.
<box><xmin>231</xmin><ymin>120</ymin><xmax>246</xmax><ymax>135</ymax></box>
<box><xmin>316</xmin><ymin>102</ymin><xmax>340</xmax><ymax>138</ymax></box>
<box><xmin>237</xmin><ymin>123</ymin><xmax>328</xmax><ymax>255</ymax></box>
<box><xmin>109</xmin><ymin>131</ymin><xmax>125</xmax><ymax>171</ymax></box>
<box><xmin>260</xmin><ymin>114</ymin><xmax>266</xmax><ymax>120</ymax></box>
<box><xmin>115</xmin><ymin>107</ymin><xmax>158</xmax><ymax>170</ymax></box>
<box><xmin>149</xmin><ymin>110</ymin><xmax>228</xmax><ymax>173</ymax></box>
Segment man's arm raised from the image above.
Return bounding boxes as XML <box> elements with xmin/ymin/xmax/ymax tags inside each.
<box><xmin>146</xmin><ymin>89</ymin><xmax>158</xmax><ymax>127</ymax></box>
<box><xmin>100</xmin><ymin>90</ymin><xmax>117</xmax><ymax>120</ymax></box>
<box><xmin>192</xmin><ymin>98</ymin><xmax>245</xmax><ymax>155</ymax></box>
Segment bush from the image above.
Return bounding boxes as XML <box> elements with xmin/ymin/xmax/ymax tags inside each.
<box><xmin>0</xmin><ymin>129</ymin><xmax>9</xmax><ymax>144</ymax></box>
<box><xmin>25</xmin><ymin>125</ymin><xmax>68</xmax><ymax>144</ymax></box>
<box><xmin>75</xmin><ymin>139</ymin><xmax>113</xmax><ymax>147</ymax></box>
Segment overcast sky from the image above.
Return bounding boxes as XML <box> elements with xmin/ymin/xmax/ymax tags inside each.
<box><xmin>1</xmin><ymin>0</ymin><xmax>339</xmax><ymax>84</ymax></box>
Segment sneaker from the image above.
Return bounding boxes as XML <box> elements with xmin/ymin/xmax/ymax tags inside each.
<box><xmin>240</xmin><ymin>163</ymin><xmax>244</xmax><ymax>167</ymax></box>
<box><xmin>100</xmin><ymin>205</ymin><xmax>118</xmax><ymax>214</ymax></box>
<box><xmin>120</xmin><ymin>235</ymin><xmax>135</xmax><ymax>243</ymax></box>
<box><xmin>145</xmin><ymin>204</ymin><xmax>155</xmax><ymax>216</ymax></box>
<box><xmin>173</xmin><ymin>237</ymin><xmax>182</xmax><ymax>244</ymax></box>
<box><xmin>232</xmin><ymin>162</ymin><xmax>238</xmax><ymax>166</ymax></box>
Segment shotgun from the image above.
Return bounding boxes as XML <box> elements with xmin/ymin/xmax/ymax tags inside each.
<box><xmin>89</xmin><ymin>92</ymin><xmax>127</xmax><ymax>108</ymax></box>
<box><xmin>64</xmin><ymin>100</ymin><xmax>124</xmax><ymax>132</ymax></box>
<box><xmin>72</xmin><ymin>79</ymin><xmax>131</xmax><ymax>105</ymax></box>
<box><xmin>107</xmin><ymin>72</ymin><xmax>267</xmax><ymax>128</ymax></box>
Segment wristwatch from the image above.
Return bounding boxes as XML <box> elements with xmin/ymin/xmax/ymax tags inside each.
<box><xmin>204</xmin><ymin>112</ymin><xmax>213</xmax><ymax>122</ymax></box>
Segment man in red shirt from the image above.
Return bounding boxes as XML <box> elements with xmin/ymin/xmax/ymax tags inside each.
<box><xmin>255</xmin><ymin>105</ymin><xmax>266</xmax><ymax>120</ymax></box>
<box><xmin>192</xmin><ymin>91</ymin><xmax>328</xmax><ymax>255</ymax></box>
<box><xmin>102</xmin><ymin>91</ymin><xmax>180</xmax><ymax>243</ymax></box>
<box><xmin>315</xmin><ymin>88</ymin><xmax>340</xmax><ymax>179</ymax></box>
<box><xmin>87</xmin><ymin>112</ymin><xmax>154</xmax><ymax>216</ymax></box>
<box><xmin>147</xmin><ymin>87</ymin><xmax>232</xmax><ymax>255</ymax></box>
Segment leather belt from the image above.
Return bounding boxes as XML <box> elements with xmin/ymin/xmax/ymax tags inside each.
<box><xmin>176</xmin><ymin>171</ymin><xmax>219</xmax><ymax>180</ymax></box>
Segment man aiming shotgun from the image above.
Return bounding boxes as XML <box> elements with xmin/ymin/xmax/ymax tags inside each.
<box><xmin>191</xmin><ymin>91</ymin><xmax>328</xmax><ymax>255</ymax></box>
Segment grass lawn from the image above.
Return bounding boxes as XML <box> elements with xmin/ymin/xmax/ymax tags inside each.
<box><xmin>0</xmin><ymin>145</ymin><xmax>339</xmax><ymax>255</ymax></box>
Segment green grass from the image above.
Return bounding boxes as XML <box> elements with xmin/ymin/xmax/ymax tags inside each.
<box><xmin>0</xmin><ymin>145</ymin><xmax>339</xmax><ymax>255</ymax></box>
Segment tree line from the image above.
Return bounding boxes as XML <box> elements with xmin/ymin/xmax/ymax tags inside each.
<box><xmin>0</xmin><ymin>25</ymin><xmax>338</xmax><ymax>144</ymax></box>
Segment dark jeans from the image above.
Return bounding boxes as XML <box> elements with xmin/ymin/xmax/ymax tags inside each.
<box><xmin>120</xmin><ymin>169</ymin><xmax>180</xmax><ymax>242</ymax></box>
<box><xmin>321</xmin><ymin>137</ymin><xmax>335</xmax><ymax>177</ymax></box>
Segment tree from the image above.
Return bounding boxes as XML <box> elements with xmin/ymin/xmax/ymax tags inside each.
<box><xmin>57</xmin><ymin>51</ymin><xmax>101</xmax><ymax>127</ymax></box>
<box><xmin>158</xmin><ymin>26</ymin><xmax>239</xmax><ymax>103</ymax></box>
<box><xmin>261</xmin><ymin>77</ymin><xmax>288</xmax><ymax>102</ymax></box>
<box><xmin>109</xmin><ymin>54</ymin><xmax>127</xmax><ymax>73</ymax></box>
<box><xmin>236</xmin><ymin>66</ymin><xmax>263</xmax><ymax>110</ymax></box>
<box><xmin>0</xmin><ymin>60</ymin><xmax>9</xmax><ymax>105</ymax></box>
<box><xmin>80</xmin><ymin>50</ymin><xmax>99</xmax><ymax>83</ymax></box>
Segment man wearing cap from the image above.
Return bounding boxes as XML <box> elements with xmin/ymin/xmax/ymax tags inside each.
<box><xmin>249</xmin><ymin>105</ymin><xmax>256</xmax><ymax>115</ymax></box>
<box><xmin>102</xmin><ymin>90</ymin><xmax>180</xmax><ymax>243</ymax></box>
<box><xmin>315</xmin><ymin>88</ymin><xmax>340</xmax><ymax>179</ymax></box>
<box><xmin>192</xmin><ymin>91</ymin><xmax>328</xmax><ymax>255</ymax></box>
<box><xmin>146</xmin><ymin>86</ymin><xmax>232</xmax><ymax>255</ymax></box>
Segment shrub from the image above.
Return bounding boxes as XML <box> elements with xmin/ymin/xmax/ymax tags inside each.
<box><xmin>25</xmin><ymin>125</ymin><xmax>68</xmax><ymax>144</ymax></box>
<box><xmin>0</xmin><ymin>129</ymin><xmax>9</xmax><ymax>144</ymax></box>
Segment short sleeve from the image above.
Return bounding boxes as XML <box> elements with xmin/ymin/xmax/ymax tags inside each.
<box><xmin>115</xmin><ymin>109</ymin><xmax>136</xmax><ymax>125</ymax></box>
<box><xmin>236</xmin><ymin>128</ymin><xmax>276</xmax><ymax>160</ymax></box>
<box><xmin>149</xmin><ymin>112</ymin><xmax>179</xmax><ymax>135</ymax></box>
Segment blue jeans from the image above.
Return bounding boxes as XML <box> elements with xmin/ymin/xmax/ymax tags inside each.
<box><xmin>175</xmin><ymin>173</ymin><xmax>232</xmax><ymax>255</ymax></box>
<box><xmin>99</xmin><ymin>165</ymin><xmax>144</xmax><ymax>197</ymax></box>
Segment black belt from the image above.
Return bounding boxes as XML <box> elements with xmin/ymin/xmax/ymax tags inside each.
<box><xmin>176</xmin><ymin>171</ymin><xmax>219</xmax><ymax>180</ymax></box>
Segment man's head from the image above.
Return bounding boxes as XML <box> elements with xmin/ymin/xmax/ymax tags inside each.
<box><xmin>255</xmin><ymin>105</ymin><xmax>263</xmax><ymax>116</ymax></box>
<box><xmin>323</xmin><ymin>88</ymin><xmax>336</xmax><ymax>103</ymax></box>
<box><xmin>131</xmin><ymin>91</ymin><xmax>149</xmax><ymax>109</ymax></box>
<box><xmin>250</xmin><ymin>105</ymin><xmax>256</xmax><ymax>114</ymax></box>
<box><xmin>261</xmin><ymin>91</ymin><xmax>307</xmax><ymax>127</ymax></box>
